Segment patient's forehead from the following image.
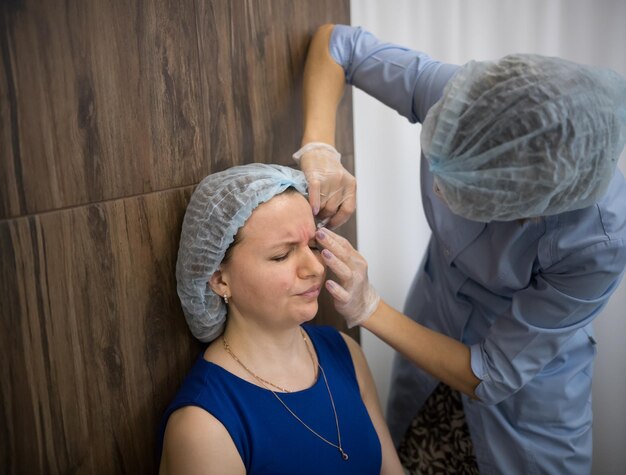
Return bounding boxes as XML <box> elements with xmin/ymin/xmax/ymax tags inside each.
<box><xmin>238</xmin><ymin>193</ymin><xmax>315</xmax><ymax>245</ymax></box>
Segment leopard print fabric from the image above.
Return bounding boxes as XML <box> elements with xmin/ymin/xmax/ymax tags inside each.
<box><xmin>398</xmin><ymin>383</ymin><xmax>479</xmax><ymax>474</ymax></box>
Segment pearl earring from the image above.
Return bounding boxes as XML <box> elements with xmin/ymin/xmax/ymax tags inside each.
<box><xmin>223</xmin><ymin>294</ymin><xmax>229</xmax><ymax>305</ymax></box>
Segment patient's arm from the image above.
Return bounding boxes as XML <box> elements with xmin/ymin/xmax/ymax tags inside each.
<box><xmin>160</xmin><ymin>406</ymin><xmax>245</xmax><ymax>475</ymax></box>
<box><xmin>341</xmin><ymin>333</ymin><xmax>405</xmax><ymax>475</ymax></box>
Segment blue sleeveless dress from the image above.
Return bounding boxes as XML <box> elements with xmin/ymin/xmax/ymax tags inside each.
<box><xmin>159</xmin><ymin>325</ymin><xmax>382</xmax><ymax>474</ymax></box>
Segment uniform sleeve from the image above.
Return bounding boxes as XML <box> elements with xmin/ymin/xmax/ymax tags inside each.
<box><xmin>329</xmin><ymin>25</ymin><xmax>459</xmax><ymax>124</ymax></box>
<box><xmin>470</xmin><ymin>238</ymin><xmax>626</xmax><ymax>405</ymax></box>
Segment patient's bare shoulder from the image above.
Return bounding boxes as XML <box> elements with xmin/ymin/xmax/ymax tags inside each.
<box><xmin>160</xmin><ymin>405</ymin><xmax>245</xmax><ymax>475</ymax></box>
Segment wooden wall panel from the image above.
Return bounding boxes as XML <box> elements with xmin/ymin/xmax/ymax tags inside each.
<box><xmin>1</xmin><ymin>0</ymin><xmax>354</xmax><ymax>472</ymax></box>
<box><xmin>1</xmin><ymin>188</ymin><xmax>201</xmax><ymax>473</ymax></box>
<box><xmin>0</xmin><ymin>0</ymin><xmax>353</xmax><ymax>219</ymax></box>
<box><xmin>193</xmin><ymin>0</ymin><xmax>354</xmax><ymax>172</ymax></box>
<box><xmin>0</xmin><ymin>1</ymin><xmax>208</xmax><ymax>219</ymax></box>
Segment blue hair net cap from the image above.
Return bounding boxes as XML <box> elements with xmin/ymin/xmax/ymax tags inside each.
<box><xmin>176</xmin><ymin>164</ymin><xmax>308</xmax><ymax>342</ymax></box>
<box><xmin>422</xmin><ymin>53</ymin><xmax>626</xmax><ymax>222</ymax></box>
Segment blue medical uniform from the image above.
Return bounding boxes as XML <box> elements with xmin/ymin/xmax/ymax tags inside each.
<box><xmin>330</xmin><ymin>24</ymin><xmax>626</xmax><ymax>474</ymax></box>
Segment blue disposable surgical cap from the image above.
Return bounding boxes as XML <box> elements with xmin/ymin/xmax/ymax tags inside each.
<box><xmin>176</xmin><ymin>163</ymin><xmax>308</xmax><ymax>342</ymax></box>
<box><xmin>422</xmin><ymin>53</ymin><xmax>626</xmax><ymax>222</ymax></box>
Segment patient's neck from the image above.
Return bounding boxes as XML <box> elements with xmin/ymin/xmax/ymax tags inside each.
<box><xmin>211</xmin><ymin>316</ymin><xmax>318</xmax><ymax>392</ymax></box>
<box><xmin>225</xmin><ymin>317</ymin><xmax>305</xmax><ymax>361</ymax></box>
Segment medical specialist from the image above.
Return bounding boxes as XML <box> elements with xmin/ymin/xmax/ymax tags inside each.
<box><xmin>294</xmin><ymin>24</ymin><xmax>626</xmax><ymax>474</ymax></box>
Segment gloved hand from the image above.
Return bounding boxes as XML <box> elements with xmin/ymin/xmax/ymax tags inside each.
<box><xmin>293</xmin><ymin>142</ymin><xmax>356</xmax><ymax>229</ymax></box>
<box><xmin>315</xmin><ymin>227</ymin><xmax>381</xmax><ymax>328</ymax></box>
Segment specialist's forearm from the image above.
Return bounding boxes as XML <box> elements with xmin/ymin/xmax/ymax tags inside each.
<box><xmin>301</xmin><ymin>24</ymin><xmax>346</xmax><ymax>146</ymax></box>
<box><xmin>363</xmin><ymin>300</ymin><xmax>481</xmax><ymax>399</ymax></box>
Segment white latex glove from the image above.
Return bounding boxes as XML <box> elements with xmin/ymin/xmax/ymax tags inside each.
<box><xmin>315</xmin><ymin>227</ymin><xmax>381</xmax><ymax>328</ymax></box>
<box><xmin>293</xmin><ymin>142</ymin><xmax>356</xmax><ymax>229</ymax></box>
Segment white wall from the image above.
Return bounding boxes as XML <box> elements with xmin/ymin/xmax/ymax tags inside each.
<box><xmin>349</xmin><ymin>1</ymin><xmax>626</xmax><ymax>473</ymax></box>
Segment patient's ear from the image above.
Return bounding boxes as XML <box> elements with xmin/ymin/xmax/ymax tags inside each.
<box><xmin>208</xmin><ymin>269</ymin><xmax>229</xmax><ymax>296</ymax></box>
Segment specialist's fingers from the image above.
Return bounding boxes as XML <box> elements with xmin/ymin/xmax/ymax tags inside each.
<box><xmin>315</xmin><ymin>227</ymin><xmax>355</xmax><ymax>262</ymax></box>
<box><xmin>300</xmin><ymin>153</ymin><xmax>356</xmax><ymax>228</ymax></box>
<box><xmin>299</xmin><ymin>148</ymin><xmax>340</xmax><ymax>216</ymax></box>
<box><xmin>324</xmin><ymin>279</ymin><xmax>351</xmax><ymax>304</ymax></box>
<box><xmin>307</xmin><ymin>178</ymin><xmax>322</xmax><ymax>216</ymax></box>
<box><xmin>320</xmin><ymin>248</ymin><xmax>353</xmax><ymax>283</ymax></box>
<box><xmin>318</xmin><ymin>188</ymin><xmax>342</xmax><ymax>221</ymax></box>
<box><xmin>310</xmin><ymin>170</ymin><xmax>343</xmax><ymax>212</ymax></box>
<box><xmin>304</xmin><ymin>171</ymin><xmax>341</xmax><ymax>220</ymax></box>
<box><xmin>327</xmin><ymin>185</ymin><xmax>356</xmax><ymax>229</ymax></box>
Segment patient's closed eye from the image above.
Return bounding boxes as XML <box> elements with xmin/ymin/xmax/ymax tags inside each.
<box><xmin>272</xmin><ymin>251</ymin><xmax>290</xmax><ymax>261</ymax></box>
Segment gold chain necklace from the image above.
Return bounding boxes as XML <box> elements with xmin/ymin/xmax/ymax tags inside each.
<box><xmin>222</xmin><ymin>337</ymin><xmax>292</xmax><ymax>393</ymax></box>
<box><xmin>222</xmin><ymin>328</ymin><xmax>349</xmax><ymax>461</ymax></box>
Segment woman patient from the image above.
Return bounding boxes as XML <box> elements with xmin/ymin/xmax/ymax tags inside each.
<box><xmin>159</xmin><ymin>164</ymin><xmax>403</xmax><ymax>474</ymax></box>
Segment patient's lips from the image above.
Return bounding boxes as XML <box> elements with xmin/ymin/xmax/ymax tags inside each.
<box><xmin>297</xmin><ymin>285</ymin><xmax>321</xmax><ymax>298</ymax></box>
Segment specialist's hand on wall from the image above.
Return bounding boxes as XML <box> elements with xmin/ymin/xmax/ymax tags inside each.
<box><xmin>315</xmin><ymin>227</ymin><xmax>380</xmax><ymax>327</ymax></box>
<box><xmin>293</xmin><ymin>142</ymin><xmax>356</xmax><ymax>229</ymax></box>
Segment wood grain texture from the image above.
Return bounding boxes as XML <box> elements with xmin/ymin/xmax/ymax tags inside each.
<box><xmin>193</xmin><ymin>0</ymin><xmax>354</xmax><ymax>170</ymax></box>
<box><xmin>1</xmin><ymin>0</ymin><xmax>354</xmax><ymax>472</ymax></box>
<box><xmin>0</xmin><ymin>0</ymin><xmax>353</xmax><ymax>219</ymax></box>
<box><xmin>1</xmin><ymin>0</ymin><xmax>204</xmax><ymax>219</ymax></box>
<box><xmin>1</xmin><ymin>188</ymin><xmax>202</xmax><ymax>473</ymax></box>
